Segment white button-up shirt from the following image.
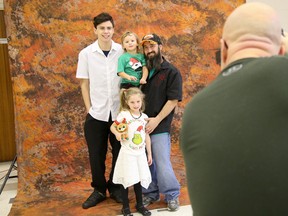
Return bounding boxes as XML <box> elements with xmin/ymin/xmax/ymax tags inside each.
<box><xmin>76</xmin><ymin>40</ymin><xmax>123</xmax><ymax>121</ymax></box>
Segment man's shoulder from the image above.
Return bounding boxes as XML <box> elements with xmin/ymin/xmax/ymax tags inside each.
<box><xmin>193</xmin><ymin>56</ymin><xmax>288</xmax><ymax>101</ymax></box>
<box><xmin>239</xmin><ymin>56</ymin><xmax>288</xmax><ymax>74</ymax></box>
<box><xmin>230</xmin><ymin>56</ymin><xmax>288</xmax><ymax>67</ymax></box>
<box><xmin>79</xmin><ymin>41</ymin><xmax>97</xmax><ymax>54</ymax></box>
<box><xmin>265</xmin><ymin>55</ymin><xmax>288</xmax><ymax>64</ymax></box>
<box><xmin>162</xmin><ymin>58</ymin><xmax>180</xmax><ymax>72</ymax></box>
<box><xmin>112</xmin><ymin>41</ymin><xmax>123</xmax><ymax>51</ymax></box>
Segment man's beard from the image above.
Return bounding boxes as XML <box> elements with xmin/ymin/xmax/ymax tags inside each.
<box><xmin>145</xmin><ymin>49</ymin><xmax>162</xmax><ymax>71</ymax></box>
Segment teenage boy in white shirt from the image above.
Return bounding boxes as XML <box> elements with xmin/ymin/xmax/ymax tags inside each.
<box><xmin>76</xmin><ymin>12</ymin><xmax>123</xmax><ymax>209</ymax></box>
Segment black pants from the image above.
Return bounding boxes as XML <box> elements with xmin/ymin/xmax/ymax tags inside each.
<box><xmin>121</xmin><ymin>182</ymin><xmax>143</xmax><ymax>209</ymax></box>
<box><xmin>84</xmin><ymin>113</ymin><xmax>121</xmax><ymax>195</ymax></box>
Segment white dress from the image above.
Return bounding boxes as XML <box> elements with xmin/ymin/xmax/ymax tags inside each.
<box><xmin>112</xmin><ymin>110</ymin><xmax>152</xmax><ymax>189</ymax></box>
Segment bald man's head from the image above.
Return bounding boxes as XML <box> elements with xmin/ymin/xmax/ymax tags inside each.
<box><xmin>220</xmin><ymin>2</ymin><xmax>285</xmax><ymax>69</ymax></box>
<box><xmin>223</xmin><ymin>3</ymin><xmax>282</xmax><ymax>44</ymax></box>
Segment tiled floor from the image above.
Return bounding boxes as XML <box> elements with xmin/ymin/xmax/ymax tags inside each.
<box><xmin>0</xmin><ymin>161</ymin><xmax>193</xmax><ymax>216</ymax></box>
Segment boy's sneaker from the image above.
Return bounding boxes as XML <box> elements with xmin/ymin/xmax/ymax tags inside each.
<box><xmin>167</xmin><ymin>198</ymin><xmax>180</xmax><ymax>211</ymax></box>
<box><xmin>142</xmin><ymin>196</ymin><xmax>160</xmax><ymax>207</ymax></box>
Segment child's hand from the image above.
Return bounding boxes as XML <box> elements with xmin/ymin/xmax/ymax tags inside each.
<box><xmin>147</xmin><ymin>154</ymin><xmax>152</xmax><ymax>166</ymax></box>
<box><xmin>129</xmin><ymin>76</ymin><xmax>138</xmax><ymax>81</ymax></box>
<box><xmin>140</xmin><ymin>79</ymin><xmax>147</xmax><ymax>84</ymax></box>
<box><xmin>116</xmin><ymin>132</ymin><xmax>128</xmax><ymax>141</ymax></box>
<box><xmin>115</xmin><ymin>133</ymin><xmax>122</xmax><ymax>141</ymax></box>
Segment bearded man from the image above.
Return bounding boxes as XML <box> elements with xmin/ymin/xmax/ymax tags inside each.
<box><xmin>140</xmin><ymin>34</ymin><xmax>183</xmax><ymax>211</ymax></box>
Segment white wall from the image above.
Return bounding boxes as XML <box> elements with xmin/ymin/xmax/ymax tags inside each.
<box><xmin>246</xmin><ymin>0</ymin><xmax>288</xmax><ymax>32</ymax></box>
<box><xmin>0</xmin><ymin>0</ymin><xmax>3</xmax><ymax>10</ymax></box>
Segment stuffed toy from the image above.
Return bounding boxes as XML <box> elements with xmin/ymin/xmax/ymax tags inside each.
<box><xmin>114</xmin><ymin>118</ymin><xmax>129</xmax><ymax>141</ymax></box>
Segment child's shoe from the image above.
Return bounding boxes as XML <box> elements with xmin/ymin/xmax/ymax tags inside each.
<box><xmin>121</xmin><ymin>207</ymin><xmax>133</xmax><ymax>216</ymax></box>
<box><xmin>136</xmin><ymin>205</ymin><xmax>151</xmax><ymax>216</ymax></box>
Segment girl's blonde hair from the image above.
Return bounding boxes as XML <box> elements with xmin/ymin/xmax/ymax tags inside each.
<box><xmin>120</xmin><ymin>31</ymin><xmax>141</xmax><ymax>53</ymax></box>
<box><xmin>119</xmin><ymin>87</ymin><xmax>145</xmax><ymax>112</ymax></box>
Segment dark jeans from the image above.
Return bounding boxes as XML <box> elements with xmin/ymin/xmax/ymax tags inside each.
<box><xmin>84</xmin><ymin>113</ymin><xmax>121</xmax><ymax>195</ymax></box>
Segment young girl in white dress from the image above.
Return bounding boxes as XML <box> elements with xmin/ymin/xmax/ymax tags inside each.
<box><xmin>111</xmin><ymin>87</ymin><xmax>152</xmax><ymax>216</ymax></box>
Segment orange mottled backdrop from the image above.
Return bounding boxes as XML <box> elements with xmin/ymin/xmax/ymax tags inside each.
<box><xmin>4</xmin><ymin>0</ymin><xmax>244</xmax><ymax>215</ymax></box>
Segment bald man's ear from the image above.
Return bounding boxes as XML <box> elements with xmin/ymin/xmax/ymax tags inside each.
<box><xmin>220</xmin><ymin>39</ymin><xmax>228</xmax><ymax>70</ymax></box>
<box><xmin>278</xmin><ymin>44</ymin><xmax>286</xmax><ymax>56</ymax></box>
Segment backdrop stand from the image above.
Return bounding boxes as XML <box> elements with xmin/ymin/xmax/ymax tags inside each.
<box><xmin>0</xmin><ymin>155</ymin><xmax>17</xmax><ymax>195</ymax></box>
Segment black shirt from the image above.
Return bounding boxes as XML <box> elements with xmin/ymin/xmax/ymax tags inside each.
<box><xmin>142</xmin><ymin>57</ymin><xmax>182</xmax><ymax>134</ymax></box>
<box><xmin>181</xmin><ymin>56</ymin><xmax>288</xmax><ymax>216</ymax></box>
